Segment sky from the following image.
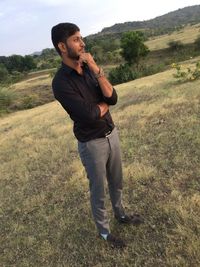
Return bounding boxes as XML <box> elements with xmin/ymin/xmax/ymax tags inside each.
<box><xmin>0</xmin><ymin>0</ymin><xmax>200</xmax><ymax>56</ymax></box>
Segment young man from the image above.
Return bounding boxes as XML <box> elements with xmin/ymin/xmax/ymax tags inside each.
<box><xmin>51</xmin><ymin>23</ymin><xmax>143</xmax><ymax>249</ymax></box>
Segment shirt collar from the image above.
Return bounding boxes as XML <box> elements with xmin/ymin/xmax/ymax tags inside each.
<box><xmin>61</xmin><ymin>61</ymin><xmax>89</xmax><ymax>76</ymax></box>
<box><xmin>61</xmin><ymin>61</ymin><xmax>74</xmax><ymax>75</ymax></box>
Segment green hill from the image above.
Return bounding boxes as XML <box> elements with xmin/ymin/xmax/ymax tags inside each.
<box><xmin>91</xmin><ymin>5</ymin><xmax>200</xmax><ymax>36</ymax></box>
<box><xmin>0</xmin><ymin>58</ymin><xmax>200</xmax><ymax>266</ymax></box>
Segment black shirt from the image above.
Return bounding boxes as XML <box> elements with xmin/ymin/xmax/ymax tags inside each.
<box><xmin>52</xmin><ymin>62</ymin><xmax>118</xmax><ymax>142</ymax></box>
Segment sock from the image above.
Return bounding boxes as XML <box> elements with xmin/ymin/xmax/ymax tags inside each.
<box><xmin>100</xmin><ymin>233</ymin><xmax>108</xmax><ymax>240</ymax></box>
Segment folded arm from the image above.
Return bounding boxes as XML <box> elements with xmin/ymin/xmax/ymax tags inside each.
<box><xmin>53</xmin><ymin>83</ymin><xmax>110</xmax><ymax>122</ymax></box>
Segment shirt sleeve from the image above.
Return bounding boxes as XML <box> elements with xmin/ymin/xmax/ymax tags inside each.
<box><xmin>102</xmin><ymin>88</ymin><xmax>118</xmax><ymax>105</ymax></box>
<box><xmin>52</xmin><ymin>79</ymin><xmax>101</xmax><ymax>123</ymax></box>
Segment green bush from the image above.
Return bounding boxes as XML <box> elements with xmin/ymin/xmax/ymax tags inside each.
<box><xmin>0</xmin><ymin>87</ymin><xmax>16</xmax><ymax>112</ymax></box>
<box><xmin>108</xmin><ymin>64</ymin><xmax>136</xmax><ymax>85</ymax></box>
<box><xmin>49</xmin><ymin>68</ymin><xmax>58</xmax><ymax>78</ymax></box>
<box><xmin>168</xmin><ymin>40</ymin><xmax>184</xmax><ymax>51</ymax></box>
<box><xmin>22</xmin><ymin>95</ymin><xmax>38</xmax><ymax>109</ymax></box>
<box><xmin>0</xmin><ymin>64</ymin><xmax>9</xmax><ymax>83</ymax></box>
<box><xmin>11</xmin><ymin>71</ymin><xmax>26</xmax><ymax>83</ymax></box>
<box><xmin>194</xmin><ymin>35</ymin><xmax>200</xmax><ymax>50</ymax></box>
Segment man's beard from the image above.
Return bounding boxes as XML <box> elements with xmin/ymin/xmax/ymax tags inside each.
<box><xmin>66</xmin><ymin>44</ymin><xmax>80</xmax><ymax>60</ymax></box>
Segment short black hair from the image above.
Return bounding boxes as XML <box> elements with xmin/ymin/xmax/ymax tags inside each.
<box><xmin>51</xmin><ymin>23</ymin><xmax>80</xmax><ymax>55</ymax></box>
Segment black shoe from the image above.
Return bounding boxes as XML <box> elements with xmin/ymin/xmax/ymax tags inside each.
<box><xmin>116</xmin><ymin>214</ymin><xmax>144</xmax><ymax>225</ymax></box>
<box><xmin>100</xmin><ymin>233</ymin><xmax>126</xmax><ymax>249</ymax></box>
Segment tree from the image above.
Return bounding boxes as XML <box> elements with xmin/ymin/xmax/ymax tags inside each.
<box><xmin>0</xmin><ymin>64</ymin><xmax>9</xmax><ymax>82</ymax></box>
<box><xmin>120</xmin><ymin>31</ymin><xmax>149</xmax><ymax>66</ymax></box>
<box><xmin>100</xmin><ymin>38</ymin><xmax>120</xmax><ymax>52</ymax></box>
<box><xmin>90</xmin><ymin>45</ymin><xmax>103</xmax><ymax>63</ymax></box>
<box><xmin>6</xmin><ymin>55</ymin><xmax>24</xmax><ymax>72</ymax></box>
<box><xmin>23</xmin><ymin>55</ymin><xmax>36</xmax><ymax>71</ymax></box>
<box><xmin>41</xmin><ymin>48</ymin><xmax>57</xmax><ymax>59</ymax></box>
<box><xmin>84</xmin><ymin>37</ymin><xmax>96</xmax><ymax>53</ymax></box>
<box><xmin>5</xmin><ymin>55</ymin><xmax>36</xmax><ymax>73</ymax></box>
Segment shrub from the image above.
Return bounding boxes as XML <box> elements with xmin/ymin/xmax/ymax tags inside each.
<box><xmin>11</xmin><ymin>71</ymin><xmax>26</xmax><ymax>83</ymax></box>
<box><xmin>108</xmin><ymin>64</ymin><xmax>136</xmax><ymax>85</ymax></box>
<box><xmin>194</xmin><ymin>35</ymin><xmax>200</xmax><ymax>50</ymax></box>
<box><xmin>49</xmin><ymin>68</ymin><xmax>57</xmax><ymax>78</ymax></box>
<box><xmin>0</xmin><ymin>87</ymin><xmax>16</xmax><ymax>112</ymax></box>
<box><xmin>22</xmin><ymin>95</ymin><xmax>38</xmax><ymax>109</ymax></box>
<box><xmin>0</xmin><ymin>64</ymin><xmax>9</xmax><ymax>83</ymax></box>
<box><xmin>171</xmin><ymin>62</ymin><xmax>200</xmax><ymax>82</ymax></box>
<box><xmin>168</xmin><ymin>40</ymin><xmax>184</xmax><ymax>51</ymax></box>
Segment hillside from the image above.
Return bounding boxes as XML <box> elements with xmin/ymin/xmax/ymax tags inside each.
<box><xmin>93</xmin><ymin>5</ymin><xmax>200</xmax><ymax>36</ymax></box>
<box><xmin>146</xmin><ymin>23</ymin><xmax>200</xmax><ymax>50</ymax></box>
<box><xmin>1</xmin><ymin>57</ymin><xmax>200</xmax><ymax>266</ymax></box>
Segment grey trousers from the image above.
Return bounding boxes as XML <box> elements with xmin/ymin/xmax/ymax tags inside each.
<box><xmin>78</xmin><ymin>127</ymin><xmax>125</xmax><ymax>234</ymax></box>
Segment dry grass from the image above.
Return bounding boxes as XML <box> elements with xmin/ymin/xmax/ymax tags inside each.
<box><xmin>0</xmin><ymin>59</ymin><xmax>200</xmax><ymax>267</ymax></box>
<box><xmin>5</xmin><ymin>74</ymin><xmax>54</xmax><ymax>111</ymax></box>
<box><xmin>146</xmin><ymin>23</ymin><xmax>200</xmax><ymax>51</ymax></box>
<box><xmin>11</xmin><ymin>74</ymin><xmax>51</xmax><ymax>91</ymax></box>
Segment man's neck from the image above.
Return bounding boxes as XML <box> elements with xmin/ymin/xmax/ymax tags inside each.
<box><xmin>62</xmin><ymin>57</ymin><xmax>82</xmax><ymax>74</ymax></box>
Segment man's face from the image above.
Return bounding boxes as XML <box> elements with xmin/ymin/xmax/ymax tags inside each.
<box><xmin>65</xmin><ymin>31</ymin><xmax>85</xmax><ymax>60</ymax></box>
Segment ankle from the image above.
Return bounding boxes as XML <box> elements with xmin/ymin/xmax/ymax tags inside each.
<box><xmin>100</xmin><ymin>233</ymin><xmax>109</xmax><ymax>240</ymax></box>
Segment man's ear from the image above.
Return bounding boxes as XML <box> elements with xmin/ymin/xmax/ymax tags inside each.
<box><xmin>58</xmin><ymin>42</ymin><xmax>67</xmax><ymax>54</ymax></box>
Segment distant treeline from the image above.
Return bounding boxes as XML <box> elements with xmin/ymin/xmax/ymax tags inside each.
<box><xmin>0</xmin><ymin>55</ymin><xmax>37</xmax><ymax>73</ymax></box>
<box><xmin>0</xmin><ymin>55</ymin><xmax>37</xmax><ymax>84</ymax></box>
<box><xmin>0</xmin><ymin>49</ymin><xmax>59</xmax><ymax>84</ymax></box>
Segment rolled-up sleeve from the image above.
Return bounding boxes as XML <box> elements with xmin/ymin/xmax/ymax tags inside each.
<box><xmin>103</xmin><ymin>88</ymin><xmax>118</xmax><ymax>105</ymax></box>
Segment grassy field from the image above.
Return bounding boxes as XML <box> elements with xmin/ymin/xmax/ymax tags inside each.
<box><xmin>146</xmin><ymin>23</ymin><xmax>200</xmax><ymax>51</ymax></box>
<box><xmin>7</xmin><ymin>73</ymin><xmax>54</xmax><ymax>111</ymax></box>
<box><xmin>0</xmin><ymin>58</ymin><xmax>200</xmax><ymax>267</ymax></box>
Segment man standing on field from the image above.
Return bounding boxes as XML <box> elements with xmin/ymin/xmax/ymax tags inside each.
<box><xmin>51</xmin><ymin>22</ymin><xmax>143</xmax><ymax>249</ymax></box>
